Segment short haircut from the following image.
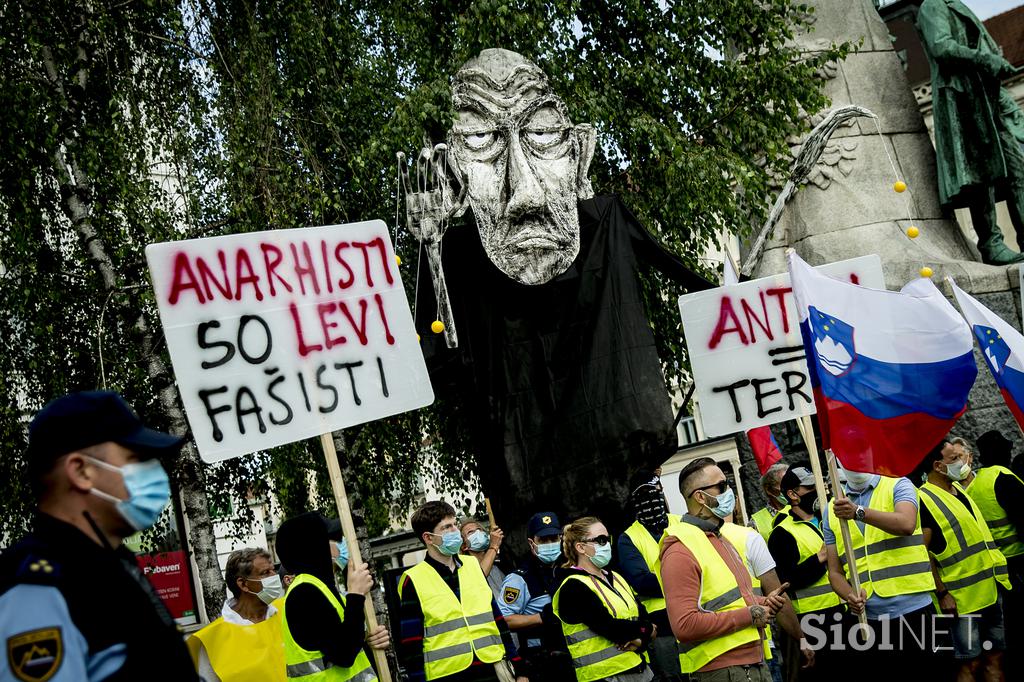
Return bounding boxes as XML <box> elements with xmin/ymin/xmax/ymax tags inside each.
<box><xmin>760</xmin><ymin>462</ymin><xmax>788</xmax><ymax>491</ymax></box>
<box><xmin>225</xmin><ymin>547</ymin><xmax>272</xmax><ymax>598</ymax></box>
<box><xmin>678</xmin><ymin>457</ymin><xmax>718</xmax><ymax>497</ymax></box>
<box><xmin>912</xmin><ymin>437</ymin><xmax>952</xmax><ymax>483</ymax></box>
<box><xmin>459</xmin><ymin>518</ymin><xmax>483</xmax><ymax>533</ymax></box>
<box><xmin>412</xmin><ymin>500</ymin><xmax>456</xmax><ymax>540</ymax></box>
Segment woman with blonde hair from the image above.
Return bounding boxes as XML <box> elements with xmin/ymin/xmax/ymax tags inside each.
<box><xmin>552</xmin><ymin>516</ymin><xmax>656</xmax><ymax>682</ymax></box>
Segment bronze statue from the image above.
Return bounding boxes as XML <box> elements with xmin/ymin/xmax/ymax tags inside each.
<box><xmin>917</xmin><ymin>0</ymin><xmax>1024</xmax><ymax>265</ymax></box>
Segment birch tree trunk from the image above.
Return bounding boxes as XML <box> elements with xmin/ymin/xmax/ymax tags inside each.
<box><xmin>38</xmin><ymin>28</ymin><xmax>226</xmax><ymax>619</ymax></box>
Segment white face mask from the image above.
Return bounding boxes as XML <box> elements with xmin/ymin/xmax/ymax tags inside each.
<box><xmin>249</xmin><ymin>574</ymin><xmax>284</xmax><ymax>604</ymax></box>
<box><xmin>944</xmin><ymin>460</ymin><xmax>970</xmax><ymax>482</ymax></box>
<box><xmin>844</xmin><ymin>470</ymin><xmax>874</xmax><ymax>492</ymax></box>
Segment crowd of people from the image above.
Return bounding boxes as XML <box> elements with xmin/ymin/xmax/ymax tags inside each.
<box><xmin>2</xmin><ymin>390</ymin><xmax>1024</xmax><ymax>681</ymax></box>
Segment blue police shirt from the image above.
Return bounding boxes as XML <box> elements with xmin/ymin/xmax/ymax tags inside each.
<box><xmin>822</xmin><ymin>475</ymin><xmax>932</xmax><ymax>619</ymax></box>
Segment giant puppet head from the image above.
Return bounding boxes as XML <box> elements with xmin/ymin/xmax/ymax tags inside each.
<box><xmin>449</xmin><ymin>49</ymin><xmax>596</xmax><ymax>285</ymax></box>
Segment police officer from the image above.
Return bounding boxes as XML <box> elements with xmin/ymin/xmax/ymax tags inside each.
<box><xmin>0</xmin><ymin>390</ymin><xmax>198</xmax><ymax>681</ymax></box>
<box><xmin>498</xmin><ymin>512</ymin><xmax>571</xmax><ymax>681</ymax></box>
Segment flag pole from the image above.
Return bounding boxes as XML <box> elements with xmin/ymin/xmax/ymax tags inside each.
<box><xmin>485</xmin><ymin>497</ymin><xmax>496</xmax><ymax>530</ymax></box>
<box><xmin>824</xmin><ymin>447</ymin><xmax>869</xmax><ymax>629</ymax></box>
<box><xmin>320</xmin><ymin>433</ymin><xmax>393</xmax><ymax>682</ymax></box>
<box><xmin>795</xmin><ymin>416</ymin><xmax>867</xmax><ymax>627</ymax></box>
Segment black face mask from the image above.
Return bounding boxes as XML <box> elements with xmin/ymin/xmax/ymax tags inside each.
<box><xmin>795</xmin><ymin>491</ymin><xmax>818</xmax><ymax>516</ymax></box>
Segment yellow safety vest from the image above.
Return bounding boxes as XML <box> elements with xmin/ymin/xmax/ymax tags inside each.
<box><xmin>966</xmin><ymin>466</ymin><xmax>1024</xmax><ymax>559</ymax></box>
<box><xmin>919</xmin><ymin>481</ymin><xmax>1011</xmax><ymax>615</ymax></box>
<box><xmin>828</xmin><ymin>476</ymin><xmax>934</xmax><ymax>600</ymax></box>
<box><xmin>281</xmin><ymin>574</ymin><xmax>377</xmax><ymax>681</ymax></box>
<box><xmin>187</xmin><ymin>608</ymin><xmax>287</xmax><ymax>682</ymax></box>
<box><xmin>751</xmin><ymin>507</ymin><xmax>787</xmax><ymax>542</ymax></box>
<box><xmin>769</xmin><ymin>517</ymin><xmax>842</xmax><ymax>614</ymax></box>
<box><xmin>656</xmin><ymin>522</ymin><xmax>761</xmax><ymax>673</ymax></box>
<box><xmin>399</xmin><ymin>555</ymin><xmax>504</xmax><ymax>680</ymax></box>
<box><xmin>719</xmin><ymin>523</ymin><xmax>772</xmax><ymax>661</ymax></box>
<box><xmin>552</xmin><ymin>571</ymin><xmax>645</xmax><ymax>682</ymax></box>
<box><xmin>623</xmin><ymin>514</ymin><xmax>681</xmax><ymax>614</ymax></box>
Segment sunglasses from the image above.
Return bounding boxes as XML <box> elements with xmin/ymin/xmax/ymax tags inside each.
<box><xmin>581</xmin><ymin>535</ymin><xmax>611</xmax><ymax>547</ymax></box>
<box><xmin>692</xmin><ymin>480</ymin><xmax>727</xmax><ymax>496</ymax></box>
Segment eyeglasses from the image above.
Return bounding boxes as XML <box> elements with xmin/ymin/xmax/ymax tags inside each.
<box><xmin>581</xmin><ymin>535</ymin><xmax>611</xmax><ymax>547</ymax></box>
<box><xmin>692</xmin><ymin>480</ymin><xmax>727</xmax><ymax>496</ymax></box>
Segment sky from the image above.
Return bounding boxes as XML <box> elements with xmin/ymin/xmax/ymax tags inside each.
<box><xmin>962</xmin><ymin>0</ymin><xmax>1022</xmax><ymax>18</ymax></box>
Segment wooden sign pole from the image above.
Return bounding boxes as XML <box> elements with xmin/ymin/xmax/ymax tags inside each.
<box><xmin>484</xmin><ymin>497</ymin><xmax>496</xmax><ymax>530</ymax></box>
<box><xmin>794</xmin><ymin>416</ymin><xmax>866</xmax><ymax>627</ymax></box>
<box><xmin>320</xmin><ymin>433</ymin><xmax>393</xmax><ymax>682</ymax></box>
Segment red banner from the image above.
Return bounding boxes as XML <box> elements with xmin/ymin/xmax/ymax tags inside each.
<box><xmin>136</xmin><ymin>550</ymin><xmax>197</xmax><ymax>625</ymax></box>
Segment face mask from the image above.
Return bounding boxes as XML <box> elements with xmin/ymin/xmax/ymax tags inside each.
<box><xmin>468</xmin><ymin>529</ymin><xmax>490</xmax><ymax>552</ymax></box>
<box><xmin>335</xmin><ymin>538</ymin><xmax>349</xmax><ymax>571</ymax></box>
<box><xmin>944</xmin><ymin>460</ymin><xmax>969</xmax><ymax>481</ymax></box>
<box><xmin>431</xmin><ymin>530</ymin><xmax>464</xmax><ymax>556</ymax></box>
<box><xmin>702</xmin><ymin>486</ymin><xmax>736</xmax><ymax>519</ymax></box>
<box><xmin>775</xmin><ymin>494</ymin><xmax>788</xmax><ymax>506</ymax></box>
<box><xmin>796</xmin><ymin>491</ymin><xmax>818</xmax><ymax>515</ymax></box>
<box><xmin>251</xmin><ymin>574</ymin><xmax>284</xmax><ymax>604</ymax></box>
<box><xmin>535</xmin><ymin>541</ymin><xmax>561</xmax><ymax>564</ymax></box>
<box><xmin>588</xmin><ymin>543</ymin><xmax>612</xmax><ymax>569</ymax></box>
<box><xmin>87</xmin><ymin>457</ymin><xmax>171</xmax><ymax>531</ymax></box>
<box><xmin>844</xmin><ymin>470</ymin><xmax>873</xmax><ymax>491</ymax></box>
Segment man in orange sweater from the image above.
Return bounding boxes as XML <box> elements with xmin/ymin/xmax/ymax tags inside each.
<box><xmin>659</xmin><ymin>457</ymin><xmax>788</xmax><ymax>681</ymax></box>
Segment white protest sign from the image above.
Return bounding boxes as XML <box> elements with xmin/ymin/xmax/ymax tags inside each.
<box><xmin>679</xmin><ymin>255</ymin><xmax>884</xmax><ymax>437</ymax></box>
<box><xmin>146</xmin><ymin>220</ymin><xmax>434</xmax><ymax>463</ymax></box>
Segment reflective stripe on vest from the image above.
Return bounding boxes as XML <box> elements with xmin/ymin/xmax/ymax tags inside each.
<box><xmin>772</xmin><ymin>516</ymin><xmax>842</xmax><ymax>614</ymax></box>
<box><xmin>623</xmin><ymin>514</ymin><xmax>680</xmax><ymax>614</ymax></box>
<box><xmin>718</xmin><ymin>523</ymin><xmax>772</xmax><ymax>661</ymax></box>
<box><xmin>399</xmin><ymin>555</ymin><xmax>504</xmax><ymax>680</ymax></box>
<box><xmin>919</xmin><ymin>482</ymin><xmax>1010</xmax><ymax>615</ymax></box>
<box><xmin>281</xmin><ymin>574</ymin><xmax>377</xmax><ymax>681</ymax></box>
<box><xmin>656</xmin><ymin>522</ymin><xmax>761</xmax><ymax>673</ymax></box>
<box><xmin>966</xmin><ymin>466</ymin><xmax>1024</xmax><ymax>559</ymax></box>
<box><xmin>552</xmin><ymin>571</ymin><xmax>644</xmax><ymax>682</ymax></box>
<box><xmin>828</xmin><ymin>476</ymin><xmax>935</xmax><ymax>600</ymax></box>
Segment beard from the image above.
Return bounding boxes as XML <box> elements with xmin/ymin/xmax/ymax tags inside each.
<box><xmin>471</xmin><ymin>193</ymin><xmax>581</xmax><ymax>285</ymax></box>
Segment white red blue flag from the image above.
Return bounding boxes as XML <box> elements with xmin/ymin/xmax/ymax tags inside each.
<box><xmin>788</xmin><ymin>252</ymin><xmax>977</xmax><ymax>476</ymax></box>
<box><xmin>949</xmin><ymin>279</ymin><xmax>1024</xmax><ymax>430</ymax></box>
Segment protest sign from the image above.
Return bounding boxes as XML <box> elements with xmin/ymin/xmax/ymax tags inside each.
<box><xmin>146</xmin><ymin>220</ymin><xmax>434</xmax><ymax>463</ymax></box>
<box><xmin>679</xmin><ymin>255</ymin><xmax>884</xmax><ymax>438</ymax></box>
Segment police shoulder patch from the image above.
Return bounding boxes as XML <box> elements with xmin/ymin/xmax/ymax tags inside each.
<box><xmin>502</xmin><ymin>586</ymin><xmax>521</xmax><ymax>604</ymax></box>
<box><xmin>7</xmin><ymin>627</ymin><xmax>63</xmax><ymax>682</ymax></box>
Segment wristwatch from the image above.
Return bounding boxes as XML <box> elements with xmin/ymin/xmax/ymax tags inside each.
<box><xmin>854</xmin><ymin>505</ymin><xmax>866</xmax><ymax>522</ymax></box>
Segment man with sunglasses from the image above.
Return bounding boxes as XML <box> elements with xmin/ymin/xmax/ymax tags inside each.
<box><xmin>659</xmin><ymin>457</ymin><xmax>789</xmax><ymax>681</ymax></box>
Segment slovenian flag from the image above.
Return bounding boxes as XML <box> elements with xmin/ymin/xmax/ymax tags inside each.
<box><xmin>788</xmin><ymin>252</ymin><xmax>977</xmax><ymax>476</ymax></box>
<box><xmin>950</xmin><ymin>279</ymin><xmax>1024</xmax><ymax>430</ymax></box>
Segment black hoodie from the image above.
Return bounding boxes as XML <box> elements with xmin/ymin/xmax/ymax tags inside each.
<box><xmin>276</xmin><ymin>512</ymin><xmax>368</xmax><ymax>668</ymax></box>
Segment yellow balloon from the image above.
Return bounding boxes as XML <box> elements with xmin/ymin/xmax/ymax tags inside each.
<box><xmin>395</xmin><ymin>254</ymin><xmax>402</xmax><ymax>266</ymax></box>
<box><xmin>893</xmin><ymin>181</ymin><xmax>907</xmax><ymax>193</ymax></box>
<box><xmin>906</xmin><ymin>226</ymin><xmax>919</xmax><ymax>238</ymax></box>
<box><xmin>919</xmin><ymin>266</ymin><xmax>933</xmax><ymax>278</ymax></box>
<box><xmin>431</xmin><ymin>320</ymin><xmax>445</xmax><ymax>334</ymax></box>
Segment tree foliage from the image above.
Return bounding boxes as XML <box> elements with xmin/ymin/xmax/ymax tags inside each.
<box><xmin>0</xmin><ymin>0</ymin><xmax>847</xmax><ymax>607</ymax></box>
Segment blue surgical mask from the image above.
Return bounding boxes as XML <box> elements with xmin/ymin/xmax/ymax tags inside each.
<box><xmin>335</xmin><ymin>538</ymin><xmax>349</xmax><ymax>571</ymax></box>
<box><xmin>468</xmin><ymin>529</ymin><xmax>490</xmax><ymax>552</ymax></box>
<box><xmin>432</xmin><ymin>530</ymin><xmax>464</xmax><ymax>556</ymax></box>
<box><xmin>87</xmin><ymin>457</ymin><xmax>171</xmax><ymax>531</ymax></box>
<box><xmin>589</xmin><ymin>543</ymin><xmax>612</xmax><ymax>569</ymax></box>
<box><xmin>535</xmin><ymin>541</ymin><xmax>561</xmax><ymax>565</ymax></box>
<box><xmin>703</xmin><ymin>486</ymin><xmax>736</xmax><ymax>520</ymax></box>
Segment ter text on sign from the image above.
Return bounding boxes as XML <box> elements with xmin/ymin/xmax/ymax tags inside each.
<box><xmin>146</xmin><ymin>221</ymin><xmax>434</xmax><ymax>463</ymax></box>
<box><xmin>678</xmin><ymin>255</ymin><xmax>884</xmax><ymax>438</ymax></box>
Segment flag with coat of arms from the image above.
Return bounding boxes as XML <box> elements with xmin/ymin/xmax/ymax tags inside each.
<box><xmin>787</xmin><ymin>252</ymin><xmax>977</xmax><ymax>476</ymax></box>
<box><xmin>949</xmin><ymin>278</ymin><xmax>1024</xmax><ymax>430</ymax></box>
